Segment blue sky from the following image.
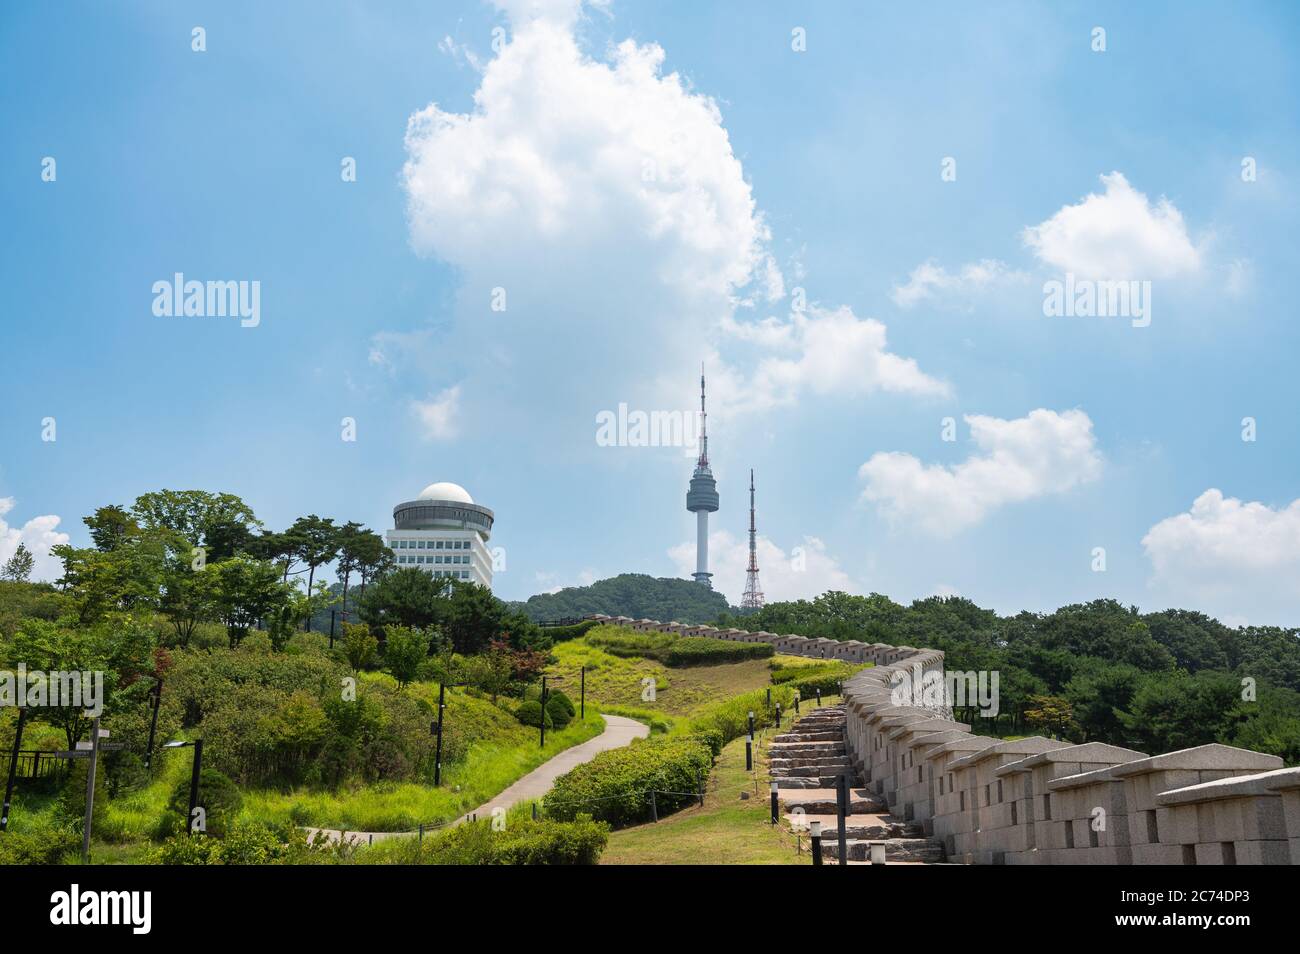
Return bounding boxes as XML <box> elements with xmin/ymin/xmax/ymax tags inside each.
<box><xmin>3</xmin><ymin>0</ymin><xmax>1298</xmax><ymax>624</ymax></box>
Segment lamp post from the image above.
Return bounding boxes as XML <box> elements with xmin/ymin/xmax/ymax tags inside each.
<box><xmin>163</xmin><ymin>739</ymin><xmax>204</xmax><ymax>834</ymax></box>
<box><xmin>580</xmin><ymin>666</ymin><xmax>585</xmax><ymax>720</ymax></box>
<box><xmin>144</xmin><ymin>678</ymin><xmax>163</xmax><ymax>771</ymax></box>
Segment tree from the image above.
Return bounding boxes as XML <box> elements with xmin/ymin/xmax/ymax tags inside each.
<box><xmin>333</xmin><ymin>521</ymin><xmax>365</xmax><ymax>620</ymax></box>
<box><xmin>358</xmin><ymin>567</ymin><xmax>446</xmax><ymax>630</ymax></box>
<box><xmin>130</xmin><ymin>490</ymin><xmax>262</xmax><ymax>563</ymax></box>
<box><xmin>443</xmin><ymin>580</ymin><xmax>510</xmax><ymax>655</ymax></box>
<box><xmin>383</xmin><ymin>626</ymin><xmax>430</xmax><ymax>688</ymax></box>
<box><xmin>351</xmin><ymin>531</ymin><xmax>392</xmax><ymax>597</ymax></box>
<box><xmin>288</xmin><ymin>515</ymin><xmax>339</xmax><ymax>616</ymax></box>
<box><xmin>340</xmin><ymin>623</ymin><xmax>378</xmax><ymax>672</ymax></box>
<box><xmin>462</xmin><ymin>640</ymin><xmax>514</xmax><ymax>702</ymax></box>
<box><xmin>211</xmin><ymin>555</ymin><xmax>293</xmax><ymax>648</ymax></box>
<box><xmin>1</xmin><ymin>543</ymin><xmax>35</xmax><ymax>582</ymax></box>
<box><xmin>158</xmin><ymin>555</ymin><xmax>221</xmax><ymax>647</ymax></box>
<box><xmin>83</xmin><ymin>505</ymin><xmax>140</xmax><ymax>552</ymax></box>
<box><xmin>1024</xmin><ymin>695</ymin><xmax>1076</xmax><ymax>739</ymax></box>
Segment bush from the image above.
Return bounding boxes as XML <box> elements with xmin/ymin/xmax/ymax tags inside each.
<box><xmin>398</xmin><ymin>816</ymin><xmax>609</xmax><ymax>865</ymax></box>
<box><xmin>538</xmin><ymin>620</ymin><xmax>600</xmax><ymax>643</ymax></box>
<box><xmin>547</xmin><ymin>689</ymin><xmax>576</xmax><ymax>717</ymax></box>
<box><xmin>0</xmin><ymin>819</ymin><xmax>79</xmax><ymax>865</ymax></box>
<box><xmin>771</xmin><ymin>660</ymin><xmax>864</xmax><ymax>695</ymax></box>
<box><xmin>150</xmin><ymin>819</ymin><xmax>319</xmax><ymax>865</ymax></box>
<box><xmin>163</xmin><ymin>766</ymin><xmax>242</xmax><ymax>837</ymax></box>
<box><xmin>544</xmin><ymin>736</ymin><xmax>711</xmax><ymax>827</ymax></box>
<box><xmin>664</xmin><ymin>637</ymin><xmax>773</xmax><ymax>666</ymax></box>
<box><xmin>515</xmin><ymin>700</ymin><xmax>553</xmax><ymax>729</ymax></box>
<box><xmin>687</xmin><ymin>684</ymin><xmax>797</xmax><ymax>747</ymax></box>
<box><xmin>545</xmin><ymin>696</ymin><xmax>572</xmax><ymax>729</ymax></box>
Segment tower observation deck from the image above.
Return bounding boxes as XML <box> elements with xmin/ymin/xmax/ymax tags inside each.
<box><xmin>685</xmin><ymin>367</ymin><xmax>718</xmax><ymax>586</ymax></box>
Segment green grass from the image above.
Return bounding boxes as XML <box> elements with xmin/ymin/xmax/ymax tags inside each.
<box><xmin>600</xmin><ymin>696</ymin><xmax>844</xmax><ymax>865</ymax></box>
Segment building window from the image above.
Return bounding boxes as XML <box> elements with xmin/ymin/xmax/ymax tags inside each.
<box><xmin>436</xmin><ymin>541</ymin><xmax>444</xmax><ymax>549</ymax></box>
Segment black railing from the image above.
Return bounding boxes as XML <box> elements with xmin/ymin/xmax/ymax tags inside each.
<box><xmin>9</xmin><ymin>751</ymin><xmax>68</xmax><ymax>781</ymax></box>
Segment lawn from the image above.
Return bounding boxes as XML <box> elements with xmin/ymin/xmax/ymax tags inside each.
<box><xmin>550</xmin><ymin>638</ymin><xmax>788</xmax><ymax>721</ymax></box>
<box><xmin>597</xmin><ymin>700</ymin><xmax>843</xmax><ymax>866</ymax></box>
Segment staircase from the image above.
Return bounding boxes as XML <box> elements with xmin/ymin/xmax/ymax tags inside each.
<box><xmin>769</xmin><ymin>705</ymin><xmax>945</xmax><ymax>865</ymax></box>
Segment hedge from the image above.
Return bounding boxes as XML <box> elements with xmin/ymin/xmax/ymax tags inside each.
<box><xmin>540</xmin><ymin>620</ymin><xmax>602</xmax><ymax>643</ymax></box>
<box><xmin>687</xmin><ymin>684</ymin><xmax>798</xmax><ymax>747</ymax></box>
<box><xmin>664</xmin><ymin>637</ymin><xmax>774</xmax><ymax>666</ymax></box>
<box><xmin>406</xmin><ymin>816</ymin><xmax>609</xmax><ymax>865</ymax></box>
<box><xmin>771</xmin><ymin>661</ymin><xmax>864</xmax><ymax>695</ymax></box>
<box><xmin>543</xmin><ymin>735</ymin><xmax>712</xmax><ymax>827</ymax></box>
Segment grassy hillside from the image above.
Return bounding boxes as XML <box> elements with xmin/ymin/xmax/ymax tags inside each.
<box><xmin>513</xmin><ymin>573</ymin><xmax>732</xmax><ymax>624</ymax></box>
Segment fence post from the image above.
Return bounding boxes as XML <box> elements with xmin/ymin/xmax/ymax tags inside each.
<box><xmin>649</xmin><ymin>790</ymin><xmax>658</xmax><ymax>823</ymax></box>
<box><xmin>418</xmin><ymin>824</ymin><xmax>424</xmax><ymax>845</ymax></box>
<box><xmin>697</xmin><ymin>769</ymin><xmax>705</xmax><ymax>807</ymax></box>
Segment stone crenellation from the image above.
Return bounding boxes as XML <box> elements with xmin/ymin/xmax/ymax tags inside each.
<box><xmin>584</xmin><ymin>615</ymin><xmax>1300</xmax><ymax>865</ymax></box>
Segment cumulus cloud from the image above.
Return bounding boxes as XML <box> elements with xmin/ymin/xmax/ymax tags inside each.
<box><xmin>0</xmin><ymin>497</ymin><xmax>69</xmax><ymax>582</ymax></box>
<box><xmin>1144</xmin><ymin>493</ymin><xmax>1300</xmax><ymax>582</ymax></box>
<box><xmin>668</xmin><ymin>530</ymin><xmax>856</xmax><ymax>605</ymax></box>
<box><xmin>858</xmin><ymin>409</ymin><xmax>1103</xmax><ymax>535</ymax></box>
<box><xmin>410</xmin><ymin>386</ymin><xmax>462</xmax><ymax>440</ymax></box>
<box><xmin>1022</xmin><ymin>172</ymin><xmax>1201</xmax><ymax>280</ymax></box>
<box><xmin>395</xmin><ymin>2</ymin><xmax>938</xmax><ymax>434</ymax></box>
<box><xmin>719</xmin><ymin>304</ymin><xmax>950</xmax><ymax>412</ymax></box>
<box><xmin>891</xmin><ymin>259</ymin><xmax>1029</xmax><ymax>309</ymax></box>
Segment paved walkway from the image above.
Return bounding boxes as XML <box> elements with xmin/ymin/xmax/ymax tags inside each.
<box><xmin>305</xmin><ymin>714</ymin><xmax>648</xmax><ymax>846</ymax></box>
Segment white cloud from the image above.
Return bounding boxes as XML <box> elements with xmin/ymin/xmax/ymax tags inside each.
<box><xmin>0</xmin><ymin>497</ymin><xmax>70</xmax><ymax>582</ymax></box>
<box><xmin>1142</xmin><ymin>491</ymin><xmax>1300</xmax><ymax>623</ymax></box>
<box><xmin>891</xmin><ymin>259</ymin><xmax>1029</xmax><ymax>309</ymax></box>
<box><xmin>1144</xmin><ymin>493</ymin><xmax>1300</xmax><ymax>582</ymax></box>
<box><xmin>858</xmin><ymin>408</ymin><xmax>1103</xmax><ymax>535</ymax></box>
<box><xmin>410</xmin><ymin>386</ymin><xmax>462</xmax><ymax>440</ymax></box>
<box><xmin>394</xmin><ymin>4</ymin><xmax>938</xmax><ymax>435</ymax></box>
<box><xmin>719</xmin><ymin>304</ymin><xmax>950</xmax><ymax>413</ymax></box>
<box><xmin>668</xmin><ymin>530</ymin><xmax>856</xmax><ymax>605</ymax></box>
<box><xmin>1022</xmin><ymin>171</ymin><xmax>1201</xmax><ymax>280</ymax></box>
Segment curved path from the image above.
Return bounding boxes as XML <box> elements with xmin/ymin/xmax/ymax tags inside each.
<box><xmin>305</xmin><ymin>714</ymin><xmax>648</xmax><ymax>846</ymax></box>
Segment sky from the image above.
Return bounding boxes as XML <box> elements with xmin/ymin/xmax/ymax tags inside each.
<box><xmin>2</xmin><ymin>0</ymin><xmax>1299</xmax><ymax>625</ymax></box>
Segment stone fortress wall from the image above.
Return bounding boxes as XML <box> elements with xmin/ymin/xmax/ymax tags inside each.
<box><xmin>585</xmin><ymin>614</ymin><xmax>1300</xmax><ymax>865</ymax></box>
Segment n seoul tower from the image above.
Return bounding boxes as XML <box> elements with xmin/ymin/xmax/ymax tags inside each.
<box><xmin>686</xmin><ymin>366</ymin><xmax>719</xmax><ymax>586</ymax></box>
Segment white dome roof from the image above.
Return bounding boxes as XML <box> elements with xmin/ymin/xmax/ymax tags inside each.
<box><xmin>417</xmin><ymin>481</ymin><xmax>474</xmax><ymax>504</ymax></box>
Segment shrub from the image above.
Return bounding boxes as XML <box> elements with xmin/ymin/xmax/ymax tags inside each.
<box><xmin>538</xmin><ymin>619</ymin><xmax>600</xmax><ymax>643</ymax></box>
<box><xmin>163</xmin><ymin>766</ymin><xmax>242</xmax><ymax>837</ymax></box>
<box><xmin>150</xmin><ymin>819</ymin><xmax>319</xmax><ymax>865</ymax></box>
<box><xmin>544</xmin><ymin>736</ymin><xmax>712</xmax><ymax>827</ymax></box>
<box><xmin>0</xmin><ymin>819</ymin><xmax>79</xmax><ymax>865</ymax></box>
<box><xmin>400</xmin><ymin>816</ymin><xmax>609</xmax><ymax>865</ymax></box>
<box><xmin>771</xmin><ymin>661</ymin><xmax>864</xmax><ymax>695</ymax></box>
<box><xmin>545</xmin><ymin>696</ymin><xmax>572</xmax><ymax>729</ymax></box>
<box><xmin>664</xmin><ymin>637</ymin><xmax>773</xmax><ymax>666</ymax></box>
<box><xmin>687</xmin><ymin>684</ymin><xmax>798</xmax><ymax>747</ymax></box>
<box><xmin>515</xmin><ymin>700</ymin><xmax>553</xmax><ymax>729</ymax></box>
<box><xmin>547</xmin><ymin>689</ymin><xmax>576</xmax><ymax>717</ymax></box>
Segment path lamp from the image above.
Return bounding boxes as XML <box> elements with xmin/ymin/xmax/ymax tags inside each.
<box><xmin>745</xmin><ymin>733</ymin><xmax>753</xmax><ymax>772</ymax></box>
<box><xmin>747</xmin><ymin>710</ymin><xmax>755</xmax><ymax>738</ymax></box>
<box><xmin>810</xmin><ymin>820</ymin><xmax>823</xmax><ymax>866</ymax></box>
<box><xmin>580</xmin><ymin>666</ymin><xmax>585</xmax><ymax>720</ymax></box>
<box><xmin>144</xmin><ymin>678</ymin><xmax>163</xmax><ymax>770</ymax></box>
<box><xmin>431</xmin><ymin>681</ymin><xmax>468</xmax><ymax>786</ymax></box>
<box><xmin>770</xmin><ymin>781</ymin><xmax>779</xmax><ymax>824</ymax></box>
<box><xmin>163</xmin><ymin>740</ymin><xmax>204</xmax><ymax>835</ymax></box>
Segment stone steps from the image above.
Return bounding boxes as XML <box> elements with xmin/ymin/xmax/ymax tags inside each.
<box><xmin>769</xmin><ymin>705</ymin><xmax>947</xmax><ymax>864</ymax></box>
<box><xmin>820</xmin><ymin>838</ymin><xmax>946</xmax><ymax>864</ymax></box>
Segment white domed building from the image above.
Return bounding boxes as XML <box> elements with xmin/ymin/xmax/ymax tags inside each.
<box><xmin>386</xmin><ymin>482</ymin><xmax>495</xmax><ymax>589</ymax></box>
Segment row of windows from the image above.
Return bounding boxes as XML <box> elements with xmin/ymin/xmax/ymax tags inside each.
<box><xmin>397</xmin><ymin>554</ymin><xmax>470</xmax><ymax>565</ymax></box>
<box><xmin>392</xmin><ymin>538</ymin><xmax>470</xmax><ymax>550</ymax></box>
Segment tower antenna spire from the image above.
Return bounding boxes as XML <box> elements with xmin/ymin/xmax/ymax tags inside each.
<box><xmin>698</xmin><ymin>363</ymin><xmax>708</xmax><ymax>467</ymax></box>
<box><xmin>741</xmin><ymin>468</ymin><xmax>765</xmax><ymax>610</ymax></box>
<box><xmin>686</xmin><ymin>362</ymin><xmax>718</xmax><ymax>587</ymax></box>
